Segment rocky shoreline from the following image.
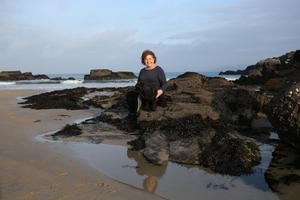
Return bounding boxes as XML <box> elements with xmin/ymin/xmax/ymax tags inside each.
<box><xmin>0</xmin><ymin>68</ymin><xmax>136</xmax><ymax>81</ymax></box>
<box><xmin>0</xmin><ymin>70</ymin><xmax>49</xmax><ymax>81</ymax></box>
<box><xmin>20</xmin><ymin>50</ymin><xmax>300</xmax><ymax>194</ymax></box>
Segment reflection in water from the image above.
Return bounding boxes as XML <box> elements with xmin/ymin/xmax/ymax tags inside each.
<box><xmin>39</xmin><ymin>134</ymin><xmax>280</xmax><ymax>200</ymax></box>
<box><xmin>127</xmin><ymin>150</ymin><xmax>167</xmax><ymax>193</ymax></box>
<box><xmin>239</xmin><ymin>144</ymin><xmax>275</xmax><ymax>191</ymax></box>
<box><xmin>144</xmin><ymin>176</ymin><xmax>158</xmax><ymax>193</ymax></box>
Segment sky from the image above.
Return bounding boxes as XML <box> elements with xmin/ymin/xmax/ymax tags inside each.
<box><xmin>0</xmin><ymin>0</ymin><xmax>300</xmax><ymax>74</ymax></box>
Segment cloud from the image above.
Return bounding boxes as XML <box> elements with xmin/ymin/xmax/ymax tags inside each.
<box><xmin>161</xmin><ymin>0</ymin><xmax>300</xmax><ymax>70</ymax></box>
<box><xmin>0</xmin><ymin>20</ymin><xmax>144</xmax><ymax>73</ymax></box>
<box><xmin>0</xmin><ymin>0</ymin><xmax>300</xmax><ymax>74</ymax></box>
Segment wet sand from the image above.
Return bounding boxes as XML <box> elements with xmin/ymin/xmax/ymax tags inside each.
<box><xmin>0</xmin><ymin>90</ymin><xmax>164</xmax><ymax>200</ymax></box>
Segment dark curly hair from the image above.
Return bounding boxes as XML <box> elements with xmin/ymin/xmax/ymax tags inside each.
<box><xmin>141</xmin><ymin>49</ymin><xmax>157</xmax><ymax>65</ymax></box>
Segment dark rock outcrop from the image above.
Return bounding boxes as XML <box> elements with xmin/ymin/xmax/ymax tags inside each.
<box><xmin>84</xmin><ymin>69</ymin><xmax>136</xmax><ymax>80</ymax></box>
<box><xmin>52</xmin><ymin>124</ymin><xmax>82</xmax><ymax>137</ymax></box>
<box><xmin>20</xmin><ymin>87</ymin><xmax>91</xmax><ymax>110</ymax></box>
<box><xmin>235</xmin><ymin>50</ymin><xmax>300</xmax><ymax>93</ymax></box>
<box><xmin>199</xmin><ymin>132</ymin><xmax>261</xmax><ymax>175</ymax></box>
<box><xmin>219</xmin><ymin>69</ymin><xmax>245</xmax><ymax>75</ymax></box>
<box><xmin>19</xmin><ymin>86</ymin><xmax>131</xmax><ymax>110</ymax></box>
<box><xmin>266</xmin><ymin>82</ymin><xmax>300</xmax><ymax>150</ymax></box>
<box><xmin>0</xmin><ymin>70</ymin><xmax>49</xmax><ymax>81</ymax></box>
<box><xmin>265</xmin><ymin>144</ymin><xmax>300</xmax><ymax>193</ymax></box>
<box><xmin>93</xmin><ymin>72</ymin><xmax>263</xmax><ymax>175</ymax></box>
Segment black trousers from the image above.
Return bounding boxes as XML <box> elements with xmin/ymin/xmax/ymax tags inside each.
<box><xmin>126</xmin><ymin>89</ymin><xmax>167</xmax><ymax>113</ymax></box>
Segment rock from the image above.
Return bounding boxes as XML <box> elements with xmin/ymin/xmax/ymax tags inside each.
<box><xmin>33</xmin><ymin>74</ymin><xmax>49</xmax><ymax>79</ymax></box>
<box><xmin>265</xmin><ymin>144</ymin><xmax>300</xmax><ymax>194</ymax></box>
<box><xmin>96</xmin><ymin>111</ymin><xmax>137</xmax><ymax>132</ymax></box>
<box><xmin>266</xmin><ymin>82</ymin><xmax>300</xmax><ymax>150</ymax></box>
<box><xmin>143</xmin><ymin>132</ymin><xmax>169</xmax><ymax>165</ymax></box>
<box><xmin>19</xmin><ymin>87</ymin><xmax>92</xmax><ymax>110</ymax></box>
<box><xmin>167</xmin><ymin>72</ymin><xmax>207</xmax><ymax>92</ymax></box>
<box><xmin>263</xmin><ymin>78</ymin><xmax>285</xmax><ymax>91</ymax></box>
<box><xmin>84</xmin><ymin>69</ymin><xmax>136</xmax><ymax>80</ymax></box>
<box><xmin>0</xmin><ymin>70</ymin><xmax>49</xmax><ymax>81</ymax></box>
<box><xmin>85</xmin><ymin>91</ymin><xmax>122</xmax><ymax>109</ymax></box>
<box><xmin>251</xmin><ymin>114</ymin><xmax>273</xmax><ymax>132</ymax></box>
<box><xmin>52</xmin><ymin>124</ymin><xmax>82</xmax><ymax>137</ymax></box>
<box><xmin>257</xmin><ymin>58</ymin><xmax>281</xmax><ymax>67</ymax></box>
<box><xmin>235</xmin><ymin>50</ymin><xmax>300</xmax><ymax>93</ymax></box>
<box><xmin>248</xmin><ymin>68</ymin><xmax>263</xmax><ymax>77</ymax></box>
<box><xmin>101</xmin><ymin>71</ymin><xmax>262</xmax><ymax>174</ymax></box>
<box><xmin>199</xmin><ymin>132</ymin><xmax>261</xmax><ymax>176</ymax></box>
<box><xmin>115</xmin><ymin>71</ymin><xmax>137</xmax><ymax>79</ymax></box>
<box><xmin>156</xmin><ymin>114</ymin><xmax>217</xmax><ymax>140</ymax></box>
<box><xmin>212</xmin><ymin>87</ymin><xmax>260</xmax><ymax>128</ymax></box>
<box><xmin>219</xmin><ymin>69</ymin><xmax>245</xmax><ymax>75</ymax></box>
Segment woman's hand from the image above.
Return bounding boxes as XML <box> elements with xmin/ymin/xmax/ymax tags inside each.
<box><xmin>156</xmin><ymin>89</ymin><xmax>163</xmax><ymax>98</ymax></box>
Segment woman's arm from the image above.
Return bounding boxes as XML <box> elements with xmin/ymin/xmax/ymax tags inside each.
<box><xmin>156</xmin><ymin>67</ymin><xmax>167</xmax><ymax>98</ymax></box>
<box><xmin>158</xmin><ymin>67</ymin><xmax>167</xmax><ymax>93</ymax></box>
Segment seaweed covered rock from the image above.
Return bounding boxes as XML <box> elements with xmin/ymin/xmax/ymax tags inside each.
<box><xmin>85</xmin><ymin>91</ymin><xmax>122</xmax><ymax>109</ymax></box>
<box><xmin>265</xmin><ymin>144</ymin><xmax>300</xmax><ymax>195</ymax></box>
<box><xmin>19</xmin><ymin>86</ymin><xmax>131</xmax><ymax>110</ymax></box>
<box><xmin>235</xmin><ymin>50</ymin><xmax>300</xmax><ymax>93</ymax></box>
<box><xmin>124</xmin><ymin>73</ymin><xmax>263</xmax><ymax>175</ymax></box>
<box><xmin>131</xmin><ymin>113</ymin><xmax>261</xmax><ymax>175</ymax></box>
<box><xmin>52</xmin><ymin>124</ymin><xmax>82</xmax><ymax>137</ymax></box>
<box><xmin>199</xmin><ymin>132</ymin><xmax>261</xmax><ymax>176</ymax></box>
<box><xmin>0</xmin><ymin>70</ymin><xmax>49</xmax><ymax>81</ymax></box>
<box><xmin>212</xmin><ymin>88</ymin><xmax>260</xmax><ymax>129</ymax></box>
<box><xmin>20</xmin><ymin>87</ymin><xmax>92</xmax><ymax>109</ymax></box>
<box><xmin>267</xmin><ymin>82</ymin><xmax>300</xmax><ymax>150</ymax></box>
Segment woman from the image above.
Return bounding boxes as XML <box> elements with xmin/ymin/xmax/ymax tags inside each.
<box><xmin>127</xmin><ymin>50</ymin><xmax>167</xmax><ymax>114</ymax></box>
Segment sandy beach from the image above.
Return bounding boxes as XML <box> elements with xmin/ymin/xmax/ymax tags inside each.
<box><xmin>0</xmin><ymin>90</ymin><xmax>164</xmax><ymax>200</ymax></box>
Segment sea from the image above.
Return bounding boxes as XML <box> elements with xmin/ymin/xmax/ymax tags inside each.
<box><xmin>0</xmin><ymin>72</ymin><xmax>240</xmax><ymax>91</ymax></box>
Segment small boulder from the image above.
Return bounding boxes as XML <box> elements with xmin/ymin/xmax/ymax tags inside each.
<box><xmin>84</xmin><ymin>69</ymin><xmax>136</xmax><ymax>80</ymax></box>
<box><xmin>199</xmin><ymin>132</ymin><xmax>261</xmax><ymax>176</ymax></box>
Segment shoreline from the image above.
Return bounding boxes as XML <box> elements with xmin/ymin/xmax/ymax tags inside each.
<box><xmin>0</xmin><ymin>89</ymin><xmax>164</xmax><ymax>200</ymax></box>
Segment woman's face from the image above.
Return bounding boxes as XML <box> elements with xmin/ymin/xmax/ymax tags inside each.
<box><xmin>144</xmin><ymin>55</ymin><xmax>155</xmax><ymax>68</ymax></box>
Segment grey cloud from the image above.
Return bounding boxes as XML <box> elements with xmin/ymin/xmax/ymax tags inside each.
<box><xmin>0</xmin><ymin>20</ymin><xmax>145</xmax><ymax>73</ymax></box>
<box><xmin>161</xmin><ymin>0</ymin><xmax>300</xmax><ymax>71</ymax></box>
<box><xmin>1</xmin><ymin>0</ymin><xmax>300</xmax><ymax>74</ymax></box>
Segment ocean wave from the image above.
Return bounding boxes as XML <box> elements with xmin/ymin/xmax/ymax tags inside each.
<box><xmin>83</xmin><ymin>79</ymin><xmax>137</xmax><ymax>83</ymax></box>
<box><xmin>16</xmin><ymin>79</ymin><xmax>60</xmax><ymax>84</ymax></box>
<box><xmin>0</xmin><ymin>81</ymin><xmax>16</xmax><ymax>85</ymax></box>
<box><xmin>62</xmin><ymin>80</ymin><xmax>84</xmax><ymax>84</ymax></box>
<box><xmin>219</xmin><ymin>75</ymin><xmax>240</xmax><ymax>81</ymax></box>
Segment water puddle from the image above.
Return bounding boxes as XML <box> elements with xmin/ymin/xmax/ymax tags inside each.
<box><xmin>36</xmin><ymin>129</ymin><xmax>280</xmax><ymax>200</ymax></box>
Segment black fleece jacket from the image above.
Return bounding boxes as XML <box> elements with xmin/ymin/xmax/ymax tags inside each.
<box><xmin>137</xmin><ymin>66</ymin><xmax>167</xmax><ymax>93</ymax></box>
